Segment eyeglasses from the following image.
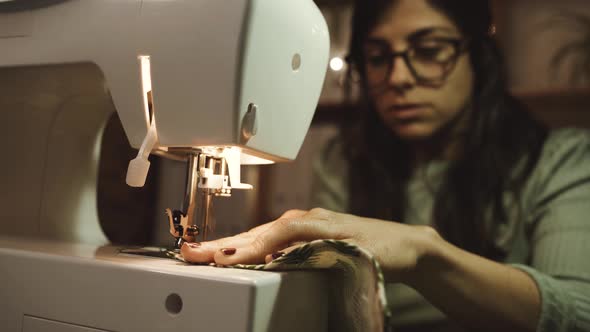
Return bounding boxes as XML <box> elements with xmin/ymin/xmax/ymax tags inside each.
<box><xmin>362</xmin><ymin>37</ymin><xmax>468</xmax><ymax>87</ymax></box>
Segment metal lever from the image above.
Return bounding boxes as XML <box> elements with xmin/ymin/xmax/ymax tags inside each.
<box><xmin>166</xmin><ymin>208</ymin><xmax>199</xmax><ymax>249</ymax></box>
<box><xmin>165</xmin><ymin>152</ymin><xmax>229</xmax><ymax>249</ymax></box>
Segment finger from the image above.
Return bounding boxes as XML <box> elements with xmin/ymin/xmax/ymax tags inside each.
<box><xmin>243</xmin><ymin>220</ymin><xmax>276</xmax><ymax>237</ymax></box>
<box><xmin>264</xmin><ymin>242</ymin><xmax>302</xmax><ymax>264</ymax></box>
<box><xmin>181</xmin><ymin>217</ymin><xmax>299</xmax><ymax>264</ymax></box>
<box><xmin>213</xmin><ymin>216</ymin><xmax>335</xmax><ymax>265</ymax></box>
<box><xmin>280</xmin><ymin>209</ymin><xmax>308</xmax><ymax>218</ymax></box>
<box><xmin>180</xmin><ymin>242</ymin><xmax>214</xmax><ymax>263</ymax></box>
<box><xmin>180</xmin><ymin>232</ymin><xmax>253</xmax><ymax>263</ymax></box>
<box><xmin>240</xmin><ymin>209</ymin><xmax>309</xmax><ymax>238</ymax></box>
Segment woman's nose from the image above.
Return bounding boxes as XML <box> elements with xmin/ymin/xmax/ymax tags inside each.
<box><xmin>388</xmin><ymin>56</ymin><xmax>416</xmax><ymax>89</ymax></box>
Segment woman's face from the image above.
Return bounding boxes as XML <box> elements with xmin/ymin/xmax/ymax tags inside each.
<box><xmin>364</xmin><ymin>0</ymin><xmax>474</xmax><ymax>141</ymax></box>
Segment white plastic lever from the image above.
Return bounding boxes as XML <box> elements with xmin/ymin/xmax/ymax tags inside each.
<box><xmin>223</xmin><ymin>147</ymin><xmax>253</xmax><ymax>190</ymax></box>
<box><xmin>126</xmin><ymin>118</ymin><xmax>158</xmax><ymax>187</ymax></box>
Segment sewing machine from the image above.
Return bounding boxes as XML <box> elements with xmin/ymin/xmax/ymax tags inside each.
<box><xmin>0</xmin><ymin>1</ymin><xmax>330</xmax><ymax>331</ymax></box>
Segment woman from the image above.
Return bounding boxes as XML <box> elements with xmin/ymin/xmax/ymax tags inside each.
<box><xmin>181</xmin><ymin>1</ymin><xmax>590</xmax><ymax>331</ymax></box>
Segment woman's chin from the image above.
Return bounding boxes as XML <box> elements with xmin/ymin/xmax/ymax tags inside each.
<box><xmin>390</xmin><ymin>123</ymin><xmax>434</xmax><ymax>141</ymax></box>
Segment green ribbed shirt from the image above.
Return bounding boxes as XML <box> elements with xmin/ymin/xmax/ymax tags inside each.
<box><xmin>311</xmin><ymin>128</ymin><xmax>590</xmax><ymax>331</ymax></box>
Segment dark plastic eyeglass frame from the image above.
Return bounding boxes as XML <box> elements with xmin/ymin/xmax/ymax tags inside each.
<box><xmin>359</xmin><ymin>38</ymin><xmax>469</xmax><ymax>87</ymax></box>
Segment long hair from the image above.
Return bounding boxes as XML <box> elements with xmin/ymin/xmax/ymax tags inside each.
<box><xmin>344</xmin><ymin>0</ymin><xmax>548</xmax><ymax>258</ymax></box>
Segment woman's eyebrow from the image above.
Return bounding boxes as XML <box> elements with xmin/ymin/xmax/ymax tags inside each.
<box><xmin>364</xmin><ymin>38</ymin><xmax>389</xmax><ymax>47</ymax></box>
<box><xmin>364</xmin><ymin>37</ymin><xmax>391</xmax><ymax>49</ymax></box>
<box><xmin>408</xmin><ymin>27</ymin><xmax>460</xmax><ymax>41</ymax></box>
<box><xmin>364</xmin><ymin>27</ymin><xmax>460</xmax><ymax>48</ymax></box>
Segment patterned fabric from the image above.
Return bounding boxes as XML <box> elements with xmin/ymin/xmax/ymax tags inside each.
<box><xmin>174</xmin><ymin>240</ymin><xmax>391</xmax><ymax>332</ymax></box>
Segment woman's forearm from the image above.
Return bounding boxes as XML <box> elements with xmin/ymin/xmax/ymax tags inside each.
<box><xmin>408</xmin><ymin>234</ymin><xmax>541</xmax><ymax>332</ymax></box>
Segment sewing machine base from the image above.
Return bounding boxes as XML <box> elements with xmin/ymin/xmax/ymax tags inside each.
<box><xmin>0</xmin><ymin>236</ymin><xmax>328</xmax><ymax>332</ymax></box>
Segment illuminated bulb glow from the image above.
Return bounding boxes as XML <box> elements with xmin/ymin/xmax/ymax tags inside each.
<box><xmin>139</xmin><ymin>55</ymin><xmax>152</xmax><ymax>124</ymax></box>
<box><xmin>329</xmin><ymin>57</ymin><xmax>344</xmax><ymax>71</ymax></box>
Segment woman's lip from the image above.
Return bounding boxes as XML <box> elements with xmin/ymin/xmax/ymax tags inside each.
<box><xmin>387</xmin><ymin>104</ymin><xmax>429</xmax><ymax>118</ymax></box>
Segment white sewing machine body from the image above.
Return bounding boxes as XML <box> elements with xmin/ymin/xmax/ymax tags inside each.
<box><xmin>0</xmin><ymin>236</ymin><xmax>329</xmax><ymax>332</ymax></box>
<box><xmin>0</xmin><ymin>0</ymin><xmax>330</xmax><ymax>331</ymax></box>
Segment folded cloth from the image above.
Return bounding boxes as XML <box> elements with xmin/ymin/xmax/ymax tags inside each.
<box><xmin>175</xmin><ymin>239</ymin><xmax>391</xmax><ymax>332</ymax></box>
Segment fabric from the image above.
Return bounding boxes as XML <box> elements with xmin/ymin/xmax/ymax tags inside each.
<box><xmin>174</xmin><ymin>240</ymin><xmax>391</xmax><ymax>332</ymax></box>
<box><xmin>310</xmin><ymin>128</ymin><xmax>590</xmax><ymax>331</ymax></box>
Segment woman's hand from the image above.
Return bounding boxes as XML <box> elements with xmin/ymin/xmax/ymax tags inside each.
<box><xmin>180</xmin><ymin>208</ymin><xmax>440</xmax><ymax>282</ymax></box>
<box><xmin>181</xmin><ymin>208</ymin><xmax>542</xmax><ymax>331</ymax></box>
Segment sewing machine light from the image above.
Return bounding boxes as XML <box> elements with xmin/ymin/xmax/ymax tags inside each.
<box><xmin>126</xmin><ymin>55</ymin><xmax>158</xmax><ymax>188</ymax></box>
<box><xmin>240</xmin><ymin>153</ymin><xmax>274</xmax><ymax>165</ymax></box>
<box><xmin>139</xmin><ymin>55</ymin><xmax>152</xmax><ymax>121</ymax></box>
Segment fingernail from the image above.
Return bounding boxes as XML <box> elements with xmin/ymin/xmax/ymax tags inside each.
<box><xmin>186</xmin><ymin>242</ymin><xmax>201</xmax><ymax>249</ymax></box>
<box><xmin>221</xmin><ymin>248</ymin><xmax>236</xmax><ymax>256</ymax></box>
<box><xmin>271</xmin><ymin>251</ymin><xmax>285</xmax><ymax>260</ymax></box>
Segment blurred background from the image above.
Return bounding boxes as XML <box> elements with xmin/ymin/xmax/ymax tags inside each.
<box><xmin>97</xmin><ymin>0</ymin><xmax>590</xmax><ymax>248</ymax></box>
